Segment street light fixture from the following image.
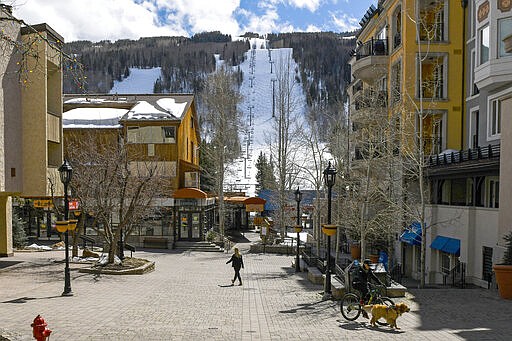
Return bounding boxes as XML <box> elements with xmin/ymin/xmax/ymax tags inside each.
<box><xmin>322</xmin><ymin>161</ymin><xmax>337</xmax><ymax>298</ymax></box>
<box><xmin>58</xmin><ymin>159</ymin><xmax>73</xmax><ymax>297</ymax></box>
<box><xmin>294</xmin><ymin>187</ymin><xmax>302</xmax><ymax>273</ymax></box>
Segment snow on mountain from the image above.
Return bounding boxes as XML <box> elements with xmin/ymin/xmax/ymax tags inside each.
<box><xmin>225</xmin><ymin>38</ymin><xmax>306</xmax><ymax>196</ymax></box>
<box><xmin>110</xmin><ymin>67</ymin><xmax>162</xmax><ymax>94</ymax></box>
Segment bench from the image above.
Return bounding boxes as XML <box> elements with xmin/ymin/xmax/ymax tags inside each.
<box><xmin>124</xmin><ymin>243</ymin><xmax>136</xmax><ymax>257</ymax></box>
<box><xmin>307</xmin><ymin>267</ymin><xmax>324</xmax><ymax>285</ymax></box>
<box><xmin>143</xmin><ymin>237</ymin><xmax>168</xmax><ymax>249</ymax></box>
<box><xmin>79</xmin><ymin>235</ymin><xmax>95</xmax><ymax>250</ymax></box>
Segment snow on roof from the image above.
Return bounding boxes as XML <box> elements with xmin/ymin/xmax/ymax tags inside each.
<box><xmin>156</xmin><ymin>98</ymin><xmax>187</xmax><ymax>118</ymax></box>
<box><xmin>124</xmin><ymin>101</ymin><xmax>180</xmax><ymax>120</ymax></box>
<box><xmin>63</xmin><ymin>107</ymin><xmax>127</xmax><ymax>128</ymax></box>
<box><xmin>64</xmin><ymin>97</ymin><xmax>129</xmax><ymax>104</ymax></box>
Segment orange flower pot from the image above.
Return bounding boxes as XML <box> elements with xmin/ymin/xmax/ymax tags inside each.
<box><xmin>55</xmin><ymin>221</ymin><xmax>68</xmax><ymax>233</ymax></box>
<box><xmin>493</xmin><ymin>264</ymin><xmax>512</xmax><ymax>299</ymax></box>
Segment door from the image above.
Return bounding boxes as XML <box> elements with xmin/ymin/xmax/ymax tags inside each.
<box><xmin>179</xmin><ymin>212</ymin><xmax>202</xmax><ymax>240</ymax></box>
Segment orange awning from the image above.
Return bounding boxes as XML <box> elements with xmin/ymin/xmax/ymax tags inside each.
<box><xmin>173</xmin><ymin>188</ymin><xmax>207</xmax><ymax>199</ymax></box>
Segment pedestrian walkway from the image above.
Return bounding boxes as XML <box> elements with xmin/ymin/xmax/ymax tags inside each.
<box><xmin>1</xmin><ymin>234</ymin><xmax>512</xmax><ymax>340</ymax></box>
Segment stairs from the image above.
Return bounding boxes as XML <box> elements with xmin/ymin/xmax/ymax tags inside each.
<box><xmin>174</xmin><ymin>241</ymin><xmax>224</xmax><ymax>252</ymax></box>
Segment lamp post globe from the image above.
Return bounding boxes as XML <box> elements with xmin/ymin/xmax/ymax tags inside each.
<box><xmin>322</xmin><ymin>161</ymin><xmax>337</xmax><ymax>298</ymax></box>
<box><xmin>294</xmin><ymin>187</ymin><xmax>302</xmax><ymax>272</ymax></box>
<box><xmin>58</xmin><ymin>159</ymin><xmax>73</xmax><ymax>296</ymax></box>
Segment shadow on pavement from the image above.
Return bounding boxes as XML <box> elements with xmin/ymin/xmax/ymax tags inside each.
<box><xmin>338</xmin><ymin>320</ymin><xmax>404</xmax><ymax>334</ymax></box>
<box><xmin>279</xmin><ymin>299</ymin><xmax>333</xmax><ymax>314</ymax></box>
<box><xmin>2</xmin><ymin>295</ymin><xmax>62</xmax><ymax>304</ymax></box>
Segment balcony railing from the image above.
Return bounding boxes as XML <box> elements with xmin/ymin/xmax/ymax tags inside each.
<box><xmin>427</xmin><ymin>144</ymin><xmax>500</xmax><ymax>167</ymax></box>
<box><xmin>355</xmin><ymin>38</ymin><xmax>388</xmax><ymax>60</ymax></box>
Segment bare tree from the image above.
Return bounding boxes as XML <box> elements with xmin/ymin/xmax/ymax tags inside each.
<box><xmin>200</xmin><ymin>66</ymin><xmax>243</xmax><ymax>238</ymax></box>
<box><xmin>66</xmin><ymin>133</ymin><xmax>164</xmax><ymax>263</ymax></box>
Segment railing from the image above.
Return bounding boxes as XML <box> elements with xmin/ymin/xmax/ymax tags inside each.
<box><xmin>354</xmin><ymin>38</ymin><xmax>388</xmax><ymax>60</ymax></box>
<box><xmin>443</xmin><ymin>262</ymin><xmax>466</xmax><ymax>288</ymax></box>
<box><xmin>334</xmin><ymin>263</ymin><xmax>346</xmax><ymax>284</ymax></box>
<box><xmin>389</xmin><ymin>263</ymin><xmax>402</xmax><ymax>284</ymax></box>
<box><xmin>427</xmin><ymin>144</ymin><xmax>500</xmax><ymax>167</ymax></box>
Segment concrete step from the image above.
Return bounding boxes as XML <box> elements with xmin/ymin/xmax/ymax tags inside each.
<box><xmin>174</xmin><ymin>241</ymin><xmax>224</xmax><ymax>252</ymax></box>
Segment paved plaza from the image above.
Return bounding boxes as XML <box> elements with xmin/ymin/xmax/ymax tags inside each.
<box><xmin>1</xmin><ymin>232</ymin><xmax>512</xmax><ymax>340</ymax></box>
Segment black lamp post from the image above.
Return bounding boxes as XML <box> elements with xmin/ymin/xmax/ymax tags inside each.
<box><xmin>294</xmin><ymin>187</ymin><xmax>302</xmax><ymax>272</ymax></box>
<box><xmin>58</xmin><ymin>159</ymin><xmax>73</xmax><ymax>296</ymax></box>
<box><xmin>322</xmin><ymin>161</ymin><xmax>337</xmax><ymax>298</ymax></box>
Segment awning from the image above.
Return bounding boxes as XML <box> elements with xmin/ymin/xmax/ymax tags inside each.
<box><xmin>173</xmin><ymin>188</ymin><xmax>207</xmax><ymax>199</ymax></box>
<box><xmin>399</xmin><ymin>222</ymin><xmax>422</xmax><ymax>246</ymax></box>
<box><xmin>430</xmin><ymin>236</ymin><xmax>460</xmax><ymax>256</ymax></box>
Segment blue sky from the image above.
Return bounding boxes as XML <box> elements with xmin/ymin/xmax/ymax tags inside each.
<box><xmin>13</xmin><ymin>0</ymin><xmax>376</xmax><ymax>42</ymax></box>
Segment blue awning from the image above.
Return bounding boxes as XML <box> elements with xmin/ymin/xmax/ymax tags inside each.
<box><xmin>399</xmin><ymin>222</ymin><xmax>422</xmax><ymax>246</ymax></box>
<box><xmin>430</xmin><ymin>236</ymin><xmax>460</xmax><ymax>256</ymax></box>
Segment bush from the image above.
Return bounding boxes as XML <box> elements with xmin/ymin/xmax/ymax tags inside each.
<box><xmin>12</xmin><ymin>209</ymin><xmax>27</xmax><ymax>248</ymax></box>
<box><xmin>503</xmin><ymin>232</ymin><xmax>512</xmax><ymax>265</ymax></box>
<box><xmin>205</xmin><ymin>230</ymin><xmax>216</xmax><ymax>243</ymax></box>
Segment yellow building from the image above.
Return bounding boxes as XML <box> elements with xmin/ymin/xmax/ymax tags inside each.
<box><xmin>63</xmin><ymin>94</ymin><xmax>207</xmax><ymax>247</ymax></box>
<box><xmin>1</xmin><ymin>4</ymin><xmax>65</xmax><ymax>256</ymax></box>
<box><xmin>349</xmin><ymin>0</ymin><xmax>466</xmax><ymax>155</ymax></box>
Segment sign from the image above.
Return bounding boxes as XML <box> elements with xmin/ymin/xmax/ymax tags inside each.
<box><xmin>246</xmin><ymin>204</ymin><xmax>264</xmax><ymax>212</ymax></box>
<box><xmin>68</xmin><ymin>200</ymin><xmax>79</xmax><ymax>210</ymax></box>
<box><xmin>261</xmin><ymin>226</ymin><xmax>267</xmax><ymax>236</ymax></box>
<box><xmin>33</xmin><ymin>199</ymin><xmax>53</xmax><ymax>208</ymax></box>
<box><xmin>253</xmin><ymin>217</ymin><xmax>263</xmax><ymax>225</ymax></box>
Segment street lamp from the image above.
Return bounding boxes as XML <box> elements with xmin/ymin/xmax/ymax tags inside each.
<box><xmin>294</xmin><ymin>187</ymin><xmax>302</xmax><ymax>273</ymax></box>
<box><xmin>322</xmin><ymin>161</ymin><xmax>337</xmax><ymax>298</ymax></box>
<box><xmin>58</xmin><ymin>159</ymin><xmax>73</xmax><ymax>296</ymax></box>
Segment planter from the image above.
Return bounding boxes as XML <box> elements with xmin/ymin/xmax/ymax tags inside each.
<box><xmin>350</xmin><ymin>244</ymin><xmax>361</xmax><ymax>260</ymax></box>
<box><xmin>369</xmin><ymin>254</ymin><xmax>379</xmax><ymax>263</ymax></box>
<box><xmin>493</xmin><ymin>264</ymin><xmax>512</xmax><ymax>299</ymax></box>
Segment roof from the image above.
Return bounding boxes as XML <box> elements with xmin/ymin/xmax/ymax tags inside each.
<box><xmin>62</xmin><ymin>94</ymin><xmax>195</xmax><ymax>128</ymax></box>
<box><xmin>225</xmin><ymin>196</ymin><xmax>266</xmax><ymax>205</ymax></box>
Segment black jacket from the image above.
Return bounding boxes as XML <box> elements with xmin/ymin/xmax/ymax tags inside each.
<box><xmin>354</xmin><ymin>265</ymin><xmax>382</xmax><ymax>285</ymax></box>
<box><xmin>226</xmin><ymin>254</ymin><xmax>244</xmax><ymax>270</ymax></box>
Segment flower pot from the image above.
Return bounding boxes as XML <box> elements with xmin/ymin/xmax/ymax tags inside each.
<box><xmin>350</xmin><ymin>244</ymin><xmax>361</xmax><ymax>260</ymax></box>
<box><xmin>55</xmin><ymin>221</ymin><xmax>68</xmax><ymax>233</ymax></box>
<box><xmin>493</xmin><ymin>264</ymin><xmax>512</xmax><ymax>299</ymax></box>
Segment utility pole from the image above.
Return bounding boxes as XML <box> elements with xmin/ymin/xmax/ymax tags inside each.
<box><xmin>271</xmin><ymin>78</ymin><xmax>277</xmax><ymax>118</ymax></box>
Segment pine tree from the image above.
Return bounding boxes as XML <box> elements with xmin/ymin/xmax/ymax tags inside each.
<box><xmin>12</xmin><ymin>208</ymin><xmax>27</xmax><ymax>248</ymax></box>
<box><xmin>255</xmin><ymin>152</ymin><xmax>276</xmax><ymax>194</ymax></box>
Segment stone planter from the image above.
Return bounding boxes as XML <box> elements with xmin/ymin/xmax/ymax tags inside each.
<box><xmin>493</xmin><ymin>264</ymin><xmax>512</xmax><ymax>299</ymax></box>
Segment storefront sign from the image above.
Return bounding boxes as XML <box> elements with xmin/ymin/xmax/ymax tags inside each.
<box><xmin>69</xmin><ymin>200</ymin><xmax>79</xmax><ymax>210</ymax></box>
<box><xmin>33</xmin><ymin>199</ymin><xmax>53</xmax><ymax>208</ymax></box>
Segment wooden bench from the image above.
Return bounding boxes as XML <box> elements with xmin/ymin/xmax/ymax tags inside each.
<box><xmin>143</xmin><ymin>237</ymin><xmax>168</xmax><ymax>249</ymax></box>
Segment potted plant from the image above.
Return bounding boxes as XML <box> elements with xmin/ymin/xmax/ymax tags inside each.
<box><xmin>493</xmin><ymin>231</ymin><xmax>512</xmax><ymax>299</ymax></box>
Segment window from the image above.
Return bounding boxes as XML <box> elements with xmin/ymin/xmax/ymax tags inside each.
<box><xmin>487</xmin><ymin>178</ymin><xmax>499</xmax><ymax>208</ymax></box>
<box><xmin>488</xmin><ymin>99</ymin><xmax>501</xmax><ymax>138</ymax></box>
<box><xmin>482</xmin><ymin>246</ymin><xmax>493</xmax><ymax>281</ymax></box>
<box><xmin>480</xmin><ymin>25</ymin><xmax>490</xmax><ymax>64</ymax></box>
<box><xmin>498</xmin><ymin>17</ymin><xmax>512</xmax><ymax>58</ymax></box>
<box><xmin>418</xmin><ymin>55</ymin><xmax>446</xmax><ymax>99</ymax></box>
<box><xmin>419</xmin><ymin>0</ymin><xmax>446</xmax><ymax>41</ymax></box>
<box><xmin>391</xmin><ymin>61</ymin><xmax>402</xmax><ymax>104</ymax></box>
<box><xmin>392</xmin><ymin>6</ymin><xmax>402</xmax><ymax>49</ymax></box>
<box><xmin>470</xmin><ymin>49</ymin><xmax>479</xmax><ymax>96</ymax></box>
<box><xmin>185</xmin><ymin>172</ymin><xmax>199</xmax><ymax>188</ymax></box>
<box><xmin>127</xmin><ymin>126</ymin><xmax>176</xmax><ymax>143</ymax></box>
<box><xmin>441</xmin><ymin>252</ymin><xmax>450</xmax><ymax>274</ymax></box>
<box><xmin>469</xmin><ymin>108</ymin><xmax>479</xmax><ymax>148</ymax></box>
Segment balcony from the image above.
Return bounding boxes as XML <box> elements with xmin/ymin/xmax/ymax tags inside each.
<box><xmin>474</xmin><ymin>57</ymin><xmax>512</xmax><ymax>91</ymax></box>
<box><xmin>350</xmin><ymin>38</ymin><xmax>389</xmax><ymax>83</ymax></box>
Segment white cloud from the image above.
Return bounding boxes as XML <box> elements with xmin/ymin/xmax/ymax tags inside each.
<box><xmin>330</xmin><ymin>12</ymin><xmax>359</xmax><ymax>32</ymax></box>
<box><xmin>286</xmin><ymin>0</ymin><xmax>321</xmax><ymax>12</ymax></box>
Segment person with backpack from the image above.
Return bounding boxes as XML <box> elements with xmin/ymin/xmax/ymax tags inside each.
<box><xmin>352</xmin><ymin>259</ymin><xmax>385</xmax><ymax>302</ymax></box>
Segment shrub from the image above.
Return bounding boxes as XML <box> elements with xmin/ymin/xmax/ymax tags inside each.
<box><xmin>12</xmin><ymin>209</ymin><xmax>27</xmax><ymax>248</ymax></box>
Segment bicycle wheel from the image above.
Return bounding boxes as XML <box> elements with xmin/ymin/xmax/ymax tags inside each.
<box><xmin>340</xmin><ymin>293</ymin><xmax>361</xmax><ymax>321</ymax></box>
<box><xmin>372</xmin><ymin>296</ymin><xmax>394</xmax><ymax>326</ymax></box>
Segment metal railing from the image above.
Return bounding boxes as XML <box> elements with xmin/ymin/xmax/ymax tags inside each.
<box><xmin>427</xmin><ymin>144</ymin><xmax>500</xmax><ymax>167</ymax></box>
<box><xmin>443</xmin><ymin>262</ymin><xmax>466</xmax><ymax>288</ymax></box>
<box><xmin>355</xmin><ymin>38</ymin><xmax>388</xmax><ymax>60</ymax></box>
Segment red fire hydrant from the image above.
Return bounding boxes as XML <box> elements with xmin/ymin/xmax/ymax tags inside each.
<box><xmin>31</xmin><ymin>315</ymin><xmax>52</xmax><ymax>341</ymax></box>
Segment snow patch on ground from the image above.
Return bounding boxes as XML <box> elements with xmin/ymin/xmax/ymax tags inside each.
<box><xmin>110</xmin><ymin>67</ymin><xmax>162</xmax><ymax>94</ymax></box>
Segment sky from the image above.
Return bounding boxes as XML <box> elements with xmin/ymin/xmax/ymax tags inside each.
<box><xmin>11</xmin><ymin>0</ymin><xmax>376</xmax><ymax>42</ymax></box>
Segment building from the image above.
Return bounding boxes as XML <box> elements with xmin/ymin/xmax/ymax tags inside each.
<box><xmin>63</xmin><ymin>94</ymin><xmax>209</xmax><ymax>247</ymax></box>
<box><xmin>350</xmin><ymin>0</ymin><xmax>512</xmax><ymax>288</ymax></box>
<box><xmin>1</xmin><ymin>5</ymin><xmax>65</xmax><ymax>256</ymax></box>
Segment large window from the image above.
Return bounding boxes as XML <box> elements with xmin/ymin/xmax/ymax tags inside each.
<box><xmin>418</xmin><ymin>55</ymin><xmax>446</xmax><ymax>99</ymax></box>
<box><xmin>480</xmin><ymin>25</ymin><xmax>490</xmax><ymax>64</ymax></box>
<box><xmin>419</xmin><ymin>0</ymin><xmax>447</xmax><ymax>41</ymax></box>
<box><xmin>487</xmin><ymin>177</ymin><xmax>499</xmax><ymax>208</ymax></box>
<box><xmin>127</xmin><ymin>126</ymin><xmax>176</xmax><ymax>144</ymax></box>
<box><xmin>391</xmin><ymin>61</ymin><xmax>402</xmax><ymax>104</ymax></box>
<box><xmin>499</xmin><ymin>17</ymin><xmax>512</xmax><ymax>58</ymax></box>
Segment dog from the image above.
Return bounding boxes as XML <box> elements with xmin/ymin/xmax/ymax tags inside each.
<box><xmin>363</xmin><ymin>302</ymin><xmax>410</xmax><ymax>329</ymax></box>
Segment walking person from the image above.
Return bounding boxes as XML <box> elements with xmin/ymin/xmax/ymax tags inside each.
<box><xmin>226</xmin><ymin>247</ymin><xmax>244</xmax><ymax>286</ymax></box>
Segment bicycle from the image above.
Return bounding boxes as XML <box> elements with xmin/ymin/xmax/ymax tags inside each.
<box><xmin>340</xmin><ymin>283</ymin><xmax>394</xmax><ymax>325</ymax></box>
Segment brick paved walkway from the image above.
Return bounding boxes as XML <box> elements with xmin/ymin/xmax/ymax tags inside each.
<box><xmin>1</xmin><ymin>232</ymin><xmax>512</xmax><ymax>340</ymax></box>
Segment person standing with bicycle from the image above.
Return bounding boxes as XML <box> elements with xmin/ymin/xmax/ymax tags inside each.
<box><xmin>352</xmin><ymin>259</ymin><xmax>385</xmax><ymax>303</ymax></box>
